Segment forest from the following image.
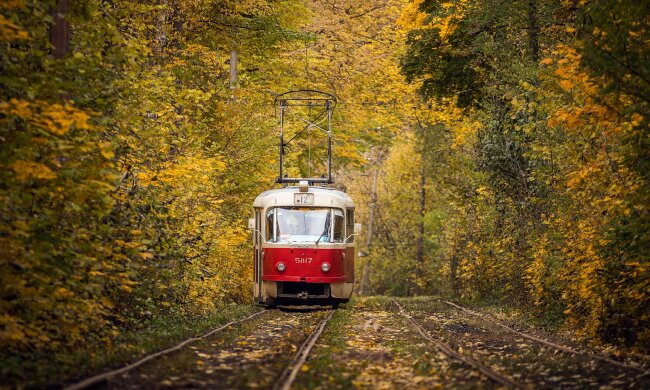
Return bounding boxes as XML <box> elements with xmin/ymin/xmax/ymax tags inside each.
<box><xmin>1</xmin><ymin>0</ymin><xmax>648</xmax><ymax>386</ymax></box>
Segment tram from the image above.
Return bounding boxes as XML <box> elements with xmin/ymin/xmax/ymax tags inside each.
<box><xmin>249</xmin><ymin>91</ymin><xmax>360</xmax><ymax>307</ymax></box>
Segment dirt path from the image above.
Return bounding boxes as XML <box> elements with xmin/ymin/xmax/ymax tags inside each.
<box><xmin>76</xmin><ymin>297</ymin><xmax>648</xmax><ymax>389</ymax></box>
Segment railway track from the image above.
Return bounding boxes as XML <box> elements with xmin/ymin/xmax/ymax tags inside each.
<box><xmin>441</xmin><ymin>299</ymin><xmax>650</xmax><ymax>377</ymax></box>
<box><xmin>273</xmin><ymin>309</ymin><xmax>335</xmax><ymax>390</ymax></box>
<box><xmin>65</xmin><ymin>310</ymin><xmax>267</xmax><ymax>390</ymax></box>
<box><xmin>63</xmin><ymin>298</ymin><xmax>647</xmax><ymax>389</ymax></box>
<box><xmin>65</xmin><ymin>307</ymin><xmax>335</xmax><ymax>390</ymax></box>
<box><xmin>392</xmin><ymin>299</ymin><xmax>523</xmax><ymax>389</ymax></box>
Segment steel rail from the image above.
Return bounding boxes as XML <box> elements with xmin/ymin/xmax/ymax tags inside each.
<box><xmin>273</xmin><ymin>309</ymin><xmax>335</xmax><ymax>390</ymax></box>
<box><xmin>64</xmin><ymin>310</ymin><xmax>266</xmax><ymax>390</ymax></box>
<box><xmin>392</xmin><ymin>299</ymin><xmax>523</xmax><ymax>389</ymax></box>
<box><xmin>442</xmin><ymin>300</ymin><xmax>650</xmax><ymax>376</ymax></box>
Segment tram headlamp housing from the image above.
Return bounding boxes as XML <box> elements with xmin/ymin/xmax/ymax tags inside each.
<box><xmin>321</xmin><ymin>262</ymin><xmax>331</xmax><ymax>272</ymax></box>
<box><xmin>276</xmin><ymin>262</ymin><xmax>286</xmax><ymax>272</ymax></box>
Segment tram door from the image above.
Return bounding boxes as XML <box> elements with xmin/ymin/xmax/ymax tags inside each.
<box><xmin>253</xmin><ymin>208</ymin><xmax>263</xmax><ymax>302</ymax></box>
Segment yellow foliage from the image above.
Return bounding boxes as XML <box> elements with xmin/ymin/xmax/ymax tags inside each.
<box><xmin>0</xmin><ymin>14</ymin><xmax>29</xmax><ymax>41</ymax></box>
<box><xmin>559</xmin><ymin>79</ymin><xmax>573</xmax><ymax>90</ymax></box>
<box><xmin>0</xmin><ymin>0</ymin><xmax>25</xmax><ymax>9</ymax></box>
<box><xmin>9</xmin><ymin>160</ymin><xmax>56</xmax><ymax>180</ymax></box>
<box><xmin>397</xmin><ymin>1</ymin><xmax>427</xmax><ymax>29</ymax></box>
<box><xmin>53</xmin><ymin>287</ymin><xmax>74</xmax><ymax>299</ymax></box>
<box><xmin>0</xmin><ymin>99</ymin><xmax>92</xmax><ymax>135</ymax></box>
<box><xmin>0</xmin><ymin>315</ymin><xmax>26</xmax><ymax>347</ymax></box>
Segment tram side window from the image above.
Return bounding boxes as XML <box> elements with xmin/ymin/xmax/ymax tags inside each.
<box><xmin>255</xmin><ymin>208</ymin><xmax>261</xmax><ymax>245</ymax></box>
<box><xmin>346</xmin><ymin>209</ymin><xmax>354</xmax><ymax>243</ymax></box>
<box><xmin>265</xmin><ymin>208</ymin><xmax>275</xmax><ymax>242</ymax></box>
<box><xmin>333</xmin><ymin>209</ymin><xmax>344</xmax><ymax>242</ymax></box>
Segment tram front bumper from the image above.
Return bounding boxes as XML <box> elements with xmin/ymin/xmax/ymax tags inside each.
<box><xmin>261</xmin><ymin>280</ymin><xmax>353</xmax><ymax>300</ymax></box>
<box><xmin>262</xmin><ymin>275</ymin><xmax>347</xmax><ymax>283</ymax></box>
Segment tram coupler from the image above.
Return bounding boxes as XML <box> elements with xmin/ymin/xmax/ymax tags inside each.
<box><xmin>297</xmin><ymin>291</ymin><xmax>309</xmax><ymax>300</ymax></box>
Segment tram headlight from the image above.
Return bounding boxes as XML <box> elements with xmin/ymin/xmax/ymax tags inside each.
<box><xmin>276</xmin><ymin>262</ymin><xmax>286</xmax><ymax>272</ymax></box>
<box><xmin>321</xmin><ymin>262</ymin><xmax>331</xmax><ymax>272</ymax></box>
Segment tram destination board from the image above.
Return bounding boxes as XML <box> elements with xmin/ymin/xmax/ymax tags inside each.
<box><xmin>294</xmin><ymin>193</ymin><xmax>314</xmax><ymax>205</ymax></box>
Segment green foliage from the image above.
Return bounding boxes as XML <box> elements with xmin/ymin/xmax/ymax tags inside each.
<box><xmin>398</xmin><ymin>0</ymin><xmax>649</xmax><ymax>350</ymax></box>
<box><xmin>1</xmin><ymin>0</ymin><xmax>421</xmax><ymax>385</ymax></box>
<box><xmin>0</xmin><ymin>0</ymin><xmax>307</xmax><ymax>384</ymax></box>
<box><xmin>576</xmin><ymin>0</ymin><xmax>650</xmax><ymax>345</ymax></box>
<box><xmin>1</xmin><ymin>1</ymin><xmax>648</xmax><ymax>385</ymax></box>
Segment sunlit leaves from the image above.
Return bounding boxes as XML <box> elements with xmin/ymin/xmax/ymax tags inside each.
<box><xmin>0</xmin><ymin>0</ymin><xmax>304</xmax><ymax>378</ymax></box>
<box><xmin>398</xmin><ymin>0</ymin><xmax>649</xmax><ymax>349</ymax></box>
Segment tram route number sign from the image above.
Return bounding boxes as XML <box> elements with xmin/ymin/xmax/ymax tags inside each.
<box><xmin>294</xmin><ymin>193</ymin><xmax>314</xmax><ymax>205</ymax></box>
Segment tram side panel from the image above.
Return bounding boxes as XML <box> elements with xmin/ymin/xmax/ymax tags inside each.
<box><xmin>344</xmin><ymin>208</ymin><xmax>355</xmax><ymax>284</ymax></box>
<box><xmin>253</xmin><ymin>207</ymin><xmax>263</xmax><ymax>303</ymax></box>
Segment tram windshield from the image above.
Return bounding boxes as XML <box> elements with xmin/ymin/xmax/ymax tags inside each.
<box><xmin>266</xmin><ymin>207</ymin><xmax>344</xmax><ymax>243</ymax></box>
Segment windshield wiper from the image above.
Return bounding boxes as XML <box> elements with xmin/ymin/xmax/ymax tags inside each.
<box><xmin>315</xmin><ymin>212</ymin><xmax>331</xmax><ymax>245</ymax></box>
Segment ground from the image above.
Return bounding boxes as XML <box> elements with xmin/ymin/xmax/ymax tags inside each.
<box><xmin>72</xmin><ymin>297</ymin><xmax>649</xmax><ymax>389</ymax></box>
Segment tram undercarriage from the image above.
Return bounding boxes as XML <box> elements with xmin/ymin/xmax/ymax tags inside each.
<box><xmin>258</xmin><ymin>281</ymin><xmax>353</xmax><ymax>306</ymax></box>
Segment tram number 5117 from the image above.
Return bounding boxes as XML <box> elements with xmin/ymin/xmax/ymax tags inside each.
<box><xmin>295</xmin><ymin>257</ymin><xmax>312</xmax><ymax>264</ymax></box>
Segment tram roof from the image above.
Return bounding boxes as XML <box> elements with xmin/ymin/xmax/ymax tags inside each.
<box><xmin>253</xmin><ymin>186</ymin><xmax>354</xmax><ymax>209</ymax></box>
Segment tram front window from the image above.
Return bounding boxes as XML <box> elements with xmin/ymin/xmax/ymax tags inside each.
<box><xmin>266</xmin><ymin>207</ymin><xmax>343</xmax><ymax>243</ymax></box>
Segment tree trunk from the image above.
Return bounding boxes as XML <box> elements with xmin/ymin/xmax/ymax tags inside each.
<box><xmin>155</xmin><ymin>1</ymin><xmax>169</xmax><ymax>62</ymax></box>
<box><xmin>450</xmin><ymin>250</ymin><xmax>460</xmax><ymax>295</ymax></box>
<box><xmin>527</xmin><ymin>0</ymin><xmax>540</xmax><ymax>62</ymax></box>
<box><xmin>413</xmin><ymin>118</ymin><xmax>428</xmax><ymax>295</ymax></box>
<box><xmin>359</xmin><ymin>161</ymin><xmax>380</xmax><ymax>296</ymax></box>
<box><xmin>415</xmin><ymin>162</ymin><xmax>425</xmax><ymax>291</ymax></box>
<box><xmin>230</xmin><ymin>50</ymin><xmax>238</xmax><ymax>89</ymax></box>
<box><xmin>173</xmin><ymin>2</ymin><xmax>183</xmax><ymax>49</ymax></box>
<box><xmin>49</xmin><ymin>0</ymin><xmax>70</xmax><ymax>59</ymax></box>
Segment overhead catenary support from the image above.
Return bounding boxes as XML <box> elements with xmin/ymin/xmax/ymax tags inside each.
<box><xmin>279</xmin><ymin>100</ymin><xmax>285</xmax><ymax>181</ymax></box>
<box><xmin>327</xmin><ymin>100</ymin><xmax>333</xmax><ymax>184</ymax></box>
<box><xmin>274</xmin><ymin>90</ymin><xmax>337</xmax><ymax>185</ymax></box>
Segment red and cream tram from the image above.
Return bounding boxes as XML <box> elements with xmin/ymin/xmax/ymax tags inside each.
<box><xmin>251</xmin><ymin>181</ymin><xmax>358</xmax><ymax>306</ymax></box>
<box><xmin>249</xmin><ymin>90</ymin><xmax>358</xmax><ymax>306</ymax></box>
